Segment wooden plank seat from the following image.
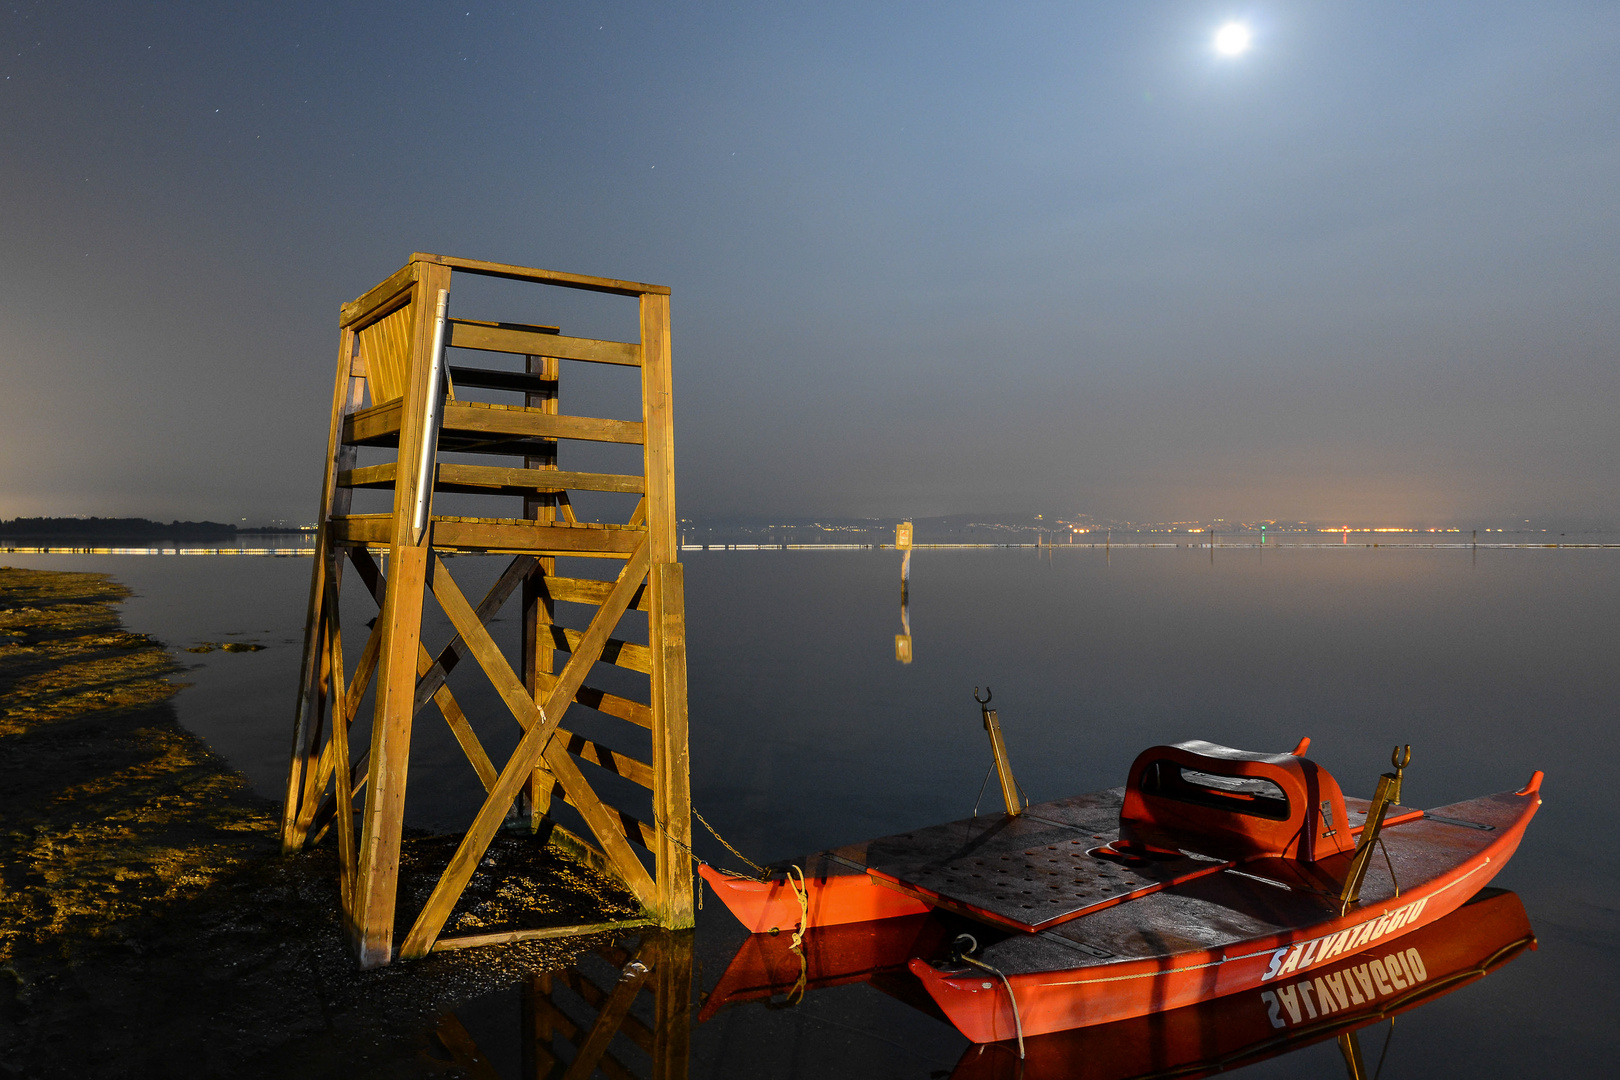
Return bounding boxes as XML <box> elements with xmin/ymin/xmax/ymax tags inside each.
<box><xmin>447</xmin><ymin>365</ymin><xmax>558</xmax><ymax>395</ymax></box>
<box><xmin>343</xmin><ymin>398</ymin><xmax>644</xmax><ymax>453</ymax></box>
<box><xmin>337</xmin><ymin>462</ymin><xmax>645</xmax><ymax>497</ymax></box>
<box><xmin>331</xmin><ymin>513</ymin><xmax>645</xmax><ymax>554</ymax></box>
<box><xmin>448</xmin><ymin>320</ymin><xmax>640</xmax><ymax>367</ymax></box>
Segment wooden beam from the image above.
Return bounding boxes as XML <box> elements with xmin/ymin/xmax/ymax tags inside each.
<box><xmin>342</xmin><ymin>552</ymin><xmax>649</xmax><ymax>745</ymax></box>
<box><xmin>650</xmin><ymin>563</ymin><xmax>695</xmax><ymax>928</ymax></box>
<box><xmin>425</xmin><ymin>656</ymin><xmax>500</xmax><ymax>793</ymax></box>
<box><xmin>429</xmin><ymin>918</ymin><xmax>655</xmax><ymax>952</ymax></box>
<box><xmin>411</xmin><ymin>252</ymin><xmax>669</xmax><ymax>296</ymax></box>
<box><xmin>522</xmin><ymin>666</ymin><xmax>652</xmax><ymax>730</ymax></box>
<box><xmin>427</xmin><ymin>1014</ymin><xmax>505</xmax><ymax>1080</ymax></box>
<box><xmin>548</xmin><ymin>576</ymin><xmax>650</xmax><ymax>611</ymax></box>
<box><xmin>344</xmin><ymin>399</ymin><xmax>645</xmax><ymax>447</ymax></box>
<box><xmin>397</xmin><ymin>540</ymin><xmax>654</xmax><ymax>959</ymax></box>
<box><xmin>340</xmin><ymin>398</ymin><xmax>402</xmax><ymax>444</ymax></box>
<box><xmin>339</xmin><ymin>461</ymin><xmax>645</xmax><ymax>496</ymax></box>
<box><xmin>426</xmin><ymin>557</ymin><xmax>549</xmax><ymax>748</ymax></box>
<box><xmin>288</xmin><ymin>594</ymin><xmax>332</xmax><ymax>847</ymax></box>
<box><xmin>528</xmin><ymin>987</ymin><xmax>640</xmax><ymax>1080</ymax></box>
<box><xmin>340</xmin><ymin>261</ymin><xmax>419</xmax><ymax>329</ymax></box>
<box><xmin>646</xmin><ymin>931</ymin><xmax>694</xmax><ymax>1080</ymax></box>
<box><xmin>447</xmin><ymin>365</ymin><xmax>557</xmax><ymax>394</ymax></box>
<box><xmin>540</xmin><ymin>749</ymin><xmax>658</xmax><ymax>851</ymax></box>
<box><xmin>455</xmin><ymin>317</ymin><xmax>560</xmax><ymax>335</ymax></box>
<box><xmin>573</xmin><ymin>684</ymin><xmax>653</xmax><ymax>729</ymax></box>
<box><xmin>560</xmin><ymin>948</ymin><xmax>653</xmax><ymax>1080</ymax></box>
<box><xmin>351</xmin><ymin>259</ymin><xmax>450</xmax><ymax>968</ymax></box>
<box><xmin>295</xmin><ymin>609</ymin><xmax>381</xmax><ymax>840</ymax></box>
<box><xmin>550</xmin><ymin>964</ymin><xmax>657</xmax><ymax>1054</ymax></box>
<box><xmin>521</xmin><ymin>352</ymin><xmax>561</xmax><ymax>829</ymax></box>
<box><xmin>639</xmin><ymin>291</ymin><xmax>693</xmax><ymax>929</ymax></box>
<box><xmin>449</xmin><ymin>321</ymin><xmax>642</xmax><ymax>367</ymax></box>
<box><xmin>301</xmin><ymin>544</ymin><xmax>502</xmax><ymax>840</ymax></box>
<box><xmin>331</xmin><ymin>514</ymin><xmax>645</xmax><ymax>555</ymax></box>
<box><xmin>444</xmin><ymin>401</ymin><xmax>645</xmax><ymax>444</ymax></box>
<box><xmin>411</xmin><ymin>554</ymin><xmax>538</xmax><ymax>714</ymax></box>
<box><xmin>640</xmin><ymin>292</ymin><xmax>676</xmax><ymax>564</ymax></box>
<box><xmin>281</xmin><ymin>325</ymin><xmax>360</xmax><ymax>853</ymax></box>
<box><xmin>323</xmin><ymin>641</ymin><xmax>502</xmax><ymax>808</ymax></box>
<box><xmin>543</xmin><ymin>821</ymin><xmax>618</xmax><ymax>883</ymax></box>
<box><xmin>344</xmin><ymin>617</ymin><xmax>385</xmax><ymax>720</ymax></box>
<box><xmin>548</xmin><ymin>625</ymin><xmax>651</xmax><ymax>675</ymax></box>
<box><xmin>351</xmin><ymin>544</ymin><xmax>427</xmax><ymax>967</ymax></box>
<box><xmin>555</xmin><ymin>727</ymin><xmax>654</xmax><ymax>789</ymax></box>
<box><xmin>424</xmin><ymin>549</ymin><xmax>658</xmax><ymax>866</ymax></box>
<box><xmin>438</xmin><ymin>462</ymin><xmax>644</xmax><ymax>494</ymax></box>
<box><xmin>327</xmin><ymin>572</ymin><xmax>357</xmax><ymax>914</ymax></box>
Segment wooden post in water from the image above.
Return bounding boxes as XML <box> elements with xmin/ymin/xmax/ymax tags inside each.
<box><xmin>974</xmin><ymin>687</ymin><xmax>1022</xmax><ymax>816</ymax></box>
<box><xmin>279</xmin><ymin>254</ymin><xmax>694</xmax><ymax>966</ymax></box>
<box><xmin>895</xmin><ymin>522</ymin><xmax>912</xmax><ymax>664</ymax></box>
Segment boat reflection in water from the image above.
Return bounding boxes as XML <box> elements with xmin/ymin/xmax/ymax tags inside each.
<box><xmin>416</xmin><ymin>889</ymin><xmax>1531</xmax><ymax>1079</ymax></box>
<box><xmin>700</xmin><ymin>887</ymin><xmax>1536</xmax><ymax>1079</ymax></box>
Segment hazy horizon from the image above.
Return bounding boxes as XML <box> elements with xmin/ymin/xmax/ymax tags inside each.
<box><xmin>4</xmin><ymin>3</ymin><xmax>1616</xmax><ymax>527</ymax></box>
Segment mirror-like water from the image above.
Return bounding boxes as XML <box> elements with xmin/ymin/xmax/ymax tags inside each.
<box><xmin>4</xmin><ymin>547</ymin><xmax>1614</xmax><ymax>1076</ymax></box>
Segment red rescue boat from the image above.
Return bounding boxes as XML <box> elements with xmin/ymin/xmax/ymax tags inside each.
<box><xmin>700</xmin><ymin>733</ymin><xmax>1541</xmax><ymax>1043</ymax></box>
<box><xmin>702</xmin><ymin>887</ymin><xmax>1538</xmax><ymax>1079</ymax></box>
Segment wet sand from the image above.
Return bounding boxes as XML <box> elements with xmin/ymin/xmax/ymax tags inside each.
<box><xmin>0</xmin><ymin>566</ymin><xmax>638</xmax><ymax>1078</ymax></box>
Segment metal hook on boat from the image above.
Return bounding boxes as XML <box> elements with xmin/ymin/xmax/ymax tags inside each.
<box><xmin>974</xmin><ymin>686</ymin><xmax>992</xmax><ymax>706</ymax></box>
<box><xmin>1392</xmin><ymin>744</ymin><xmax>1412</xmax><ymax>770</ymax></box>
<box><xmin>950</xmin><ymin>932</ymin><xmax>981</xmax><ymax>962</ymax></box>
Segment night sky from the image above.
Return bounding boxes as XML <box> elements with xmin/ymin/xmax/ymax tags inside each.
<box><xmin>3</xmin><ymin>2</ymin><xmax>1616</xmax><ymax>526</ymax></box>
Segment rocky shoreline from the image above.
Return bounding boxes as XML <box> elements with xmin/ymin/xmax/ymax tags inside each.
<box><xmin>0</xmin><ymin>566</ymin><xmax>639</xmax><ymax>1078</ymax></box>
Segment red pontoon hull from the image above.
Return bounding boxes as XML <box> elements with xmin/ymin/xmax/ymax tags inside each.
<box><xmin>703</xmin><ymin>771</ymin><xmax>1542</xmax><ymax>1042</ymax></box>
<box><xmin>700</xmin><ymin>888</ymin><xmax>1537</xmax><ymax>1079</ymax></box>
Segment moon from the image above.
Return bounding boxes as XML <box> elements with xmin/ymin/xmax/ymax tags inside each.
<box><xmin>1213</xmin><ymin>22</ymin><xmax>1252</xmax><ymax>57</ymax></box>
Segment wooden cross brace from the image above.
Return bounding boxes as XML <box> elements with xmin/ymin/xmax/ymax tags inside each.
<box><xmin>290</xmin><ymin>539</ymin><xmax>659</xmax><ymax>957</ymax></box>
<box><xmin>399</xmin><ymin>538</ymin><xmax>655</xmax><ymax>957</ymax></box>
<box><xmin>294</xmin><ymin>546</ymin><xmax>527</xmax><ymax>845</ymax></box>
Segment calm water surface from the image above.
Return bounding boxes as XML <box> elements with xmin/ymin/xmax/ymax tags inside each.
<box><xmin>8</xmin><ymin>546</ymin><xmax>1616</xmax><ymax>1077</ymax></box>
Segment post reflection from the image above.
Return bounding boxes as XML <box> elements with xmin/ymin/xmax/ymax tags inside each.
<box><xmin>423</xmin><ymin>930</ymin><xmax>693</xmax><ymax>1080</ymax></box>
<box><xmin>896</xmin><ymin>521</ymin><xmax>913</xmax><ymax>664</ymax></box>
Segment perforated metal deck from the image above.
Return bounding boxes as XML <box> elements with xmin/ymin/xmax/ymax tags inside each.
<box><xmin>825</xmin><ymin>789</ymin><xmax>1230</xmax><ymax>932</ymax></box>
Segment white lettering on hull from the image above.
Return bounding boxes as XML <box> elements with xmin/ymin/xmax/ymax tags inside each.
<box><xmin>1260</xmin><ymin>895</ymin><xmax>1429</xmax><ymax>983</ymax></box>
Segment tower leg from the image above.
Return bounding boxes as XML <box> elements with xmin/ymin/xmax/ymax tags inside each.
<box><xmin>351</xmin><ymin>544</ymin><xmax>428</xmax><ymax>966</ymax></box>
<box><xmin>282</xmin><ymin>326</ymin><xmax>360</xmax><ymax>851</ymax></box>
<box><xmin>520</xmin><ymin>352</ymin><xmax>560</xmax><ymax>828</ymax></box>
<box><xmin>651</xmin><ymin>562</ymin><xmax>694</xmax><ymax>928</ymax></box>
<box><xmin>350</xmin><ymin>261</ymin><xmax>449</xmax><ymax>967</ymax></box>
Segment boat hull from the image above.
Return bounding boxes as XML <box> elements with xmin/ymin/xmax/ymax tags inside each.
<box><xmin>699</xmin><ymin>861</ymin><xmax>930</xmax><ymax>933</ymax></box>
<box><xmin>945</xmin><ymin>886</ymin><xmax>1537</xmax><ymax>1078</ymax></box>
<box><xmin>910</xmin><ymin>780</ymin><xmax>1542</xmax><ymax>1041</ymax></box>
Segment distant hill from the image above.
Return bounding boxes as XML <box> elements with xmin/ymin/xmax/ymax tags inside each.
<box><xmin>0</xmin><ymin>517</ymin><xmax>239</xmax><ymax>541</ymax></box>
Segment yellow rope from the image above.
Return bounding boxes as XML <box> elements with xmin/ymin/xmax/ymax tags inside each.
<box><xmin>786</xmin><ymin>864</ymin><xmax>809</xmax><ymax>950</ymax></box>
<box><xmin>760</xmin><ymin>865</ymin><xmax>811</xmax><ymax>1009</ymax></box>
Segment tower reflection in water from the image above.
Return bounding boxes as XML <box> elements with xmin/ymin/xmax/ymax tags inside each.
<box><xmin>423</xmin><ymin>888</ymin><xmax>1530</xmax><ymax>1078</ymax></box>
<box><xmin>423</xmin><ymin>930</ymin><xmax>693</xmax><ymax>1080</ymax></box>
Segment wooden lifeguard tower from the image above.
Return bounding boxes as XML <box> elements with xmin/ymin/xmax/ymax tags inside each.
<box><xmin>278</xmin><ymin>253</ymin><xmax>692</xmax><ymax>968</ymax></box>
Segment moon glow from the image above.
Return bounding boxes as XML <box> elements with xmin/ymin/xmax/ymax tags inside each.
<box><xmin>1213</xmin><ymin>22</ymin><xmax>1253</xmax><ymax>57</ymax></box>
